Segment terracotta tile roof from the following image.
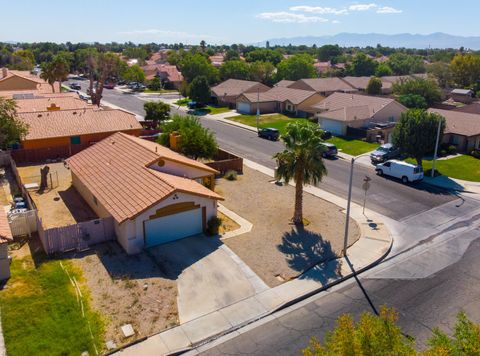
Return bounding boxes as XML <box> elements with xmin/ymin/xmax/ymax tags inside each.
<box><xmin>0</xmin><ymin>208</ymin><xmax>12</xmax><ymax>243</ymax></box>
<box><xmin>290</xmin><ymin>78</ymin><xmax>357</xmax><ymax>93</ymax></box>
<box><xmin>15</xmin><ymin>97</ymin><xmax>89</xmax><ymax>113</ymax></box>
<box><xmin>314</xmin><ymin>92</ymin><xmax>405</xmax><ymax>122</ymax></box>
<box><xmin>242</xmin><ymin>86</ymin><xmax>319</xmax><ymax>105</ymax></box>
<box><xmin>0</xmin><ymin>91</ymin><xmax>79</xmax><ymax>99</ymax></box>
<box><xmin>18</xmin><ymin>109</ymin><xmax>142</xmax><ymax>141</ymax></box>
<box><xmin>428</xmin><ymin>108</ymin><xmax>480</xmax><ymax>137</ymax></box>
<box><xmin>66</xmin><ymin>132</ymin><xmax>222</xmax><ymax>223</ymax></box>
<box><xmin>211</xmin><ymin>79</ymin><xmax>269</xmax><ymax>97</ymax></box>
<box><xmin>142</xmin><ymin>64</ymin><xmax>183</xmax><ymax>82</ymax></box>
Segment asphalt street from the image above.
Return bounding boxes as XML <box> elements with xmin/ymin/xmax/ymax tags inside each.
<box><xmin>68</xmin><ymin>80</ymin><xmax>456</xmax><ymax>221</ymax></box>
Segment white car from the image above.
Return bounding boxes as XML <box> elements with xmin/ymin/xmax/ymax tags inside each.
<box><xmin>375</xmin><ymin>160</ymin><xmax>424</xmax><ymax>183</ymax></box>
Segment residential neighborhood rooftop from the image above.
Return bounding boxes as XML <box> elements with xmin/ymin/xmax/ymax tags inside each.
<box><xmin>428</xmin><ymin>108</ymin><xmax>480</xmax><ymax>136</ymax></box>
<box><xmin>14</xmin><ymin>96</ymin><xmax>89</xmax><ymax>113</ymax></box>
<box><xmin>242</xmin><ymin>86</ymin><xmax>320</xmax><ymax>105</ymax></box>
<box><xmin>289</xmin><ymin>77</ymin><xmax>357</xmax><ymax>93</ymax></box>
<box><xmin>66</xmin><ymin>132</ymin><xmax>222</xmax><ymax>223</ymax></box>
<box><xmin>211</xmin><ymin>79</ymin><xmax>268</xmax><ymax>97</ymax></box>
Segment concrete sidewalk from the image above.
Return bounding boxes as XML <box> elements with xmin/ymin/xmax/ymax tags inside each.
<box><xmin>113</xmin><ymin>161</ymin><xmax>392</xmax><ymax>356</ymax></box>
<box><xmin>423</xmin><ymin>175</ymin><xmax>480</xmax><ymax>194</ymax></box>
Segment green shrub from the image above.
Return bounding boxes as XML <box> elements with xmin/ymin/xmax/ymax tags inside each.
<box><xmin>224</xmin><ymin>170</ymin><xmax>238</xmax><ymax>181</ymax></box>
<box><xmin>447</xmin><ymin>145</ymin><xmax>457</xmax><ymax>155</ymax></box>
<box><xmin>206</xmin><ymin>216</ymin><xmax>222</xmax><ymax>236</ymax></box>
<box><xmin>471</xmin><ymin>150</ymin><xmax>480</xmax><ymax>159</ymax></box>
<box><xmin>440</xmin><ymin>149</ymin><xmax>447</xmax><ymax>157</ymax></box>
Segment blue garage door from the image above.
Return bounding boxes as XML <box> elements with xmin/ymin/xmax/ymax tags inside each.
<box><xmin>144</xmin><ymin>208</ymin><xmax>203</xmax><ymax>247</ymax></box>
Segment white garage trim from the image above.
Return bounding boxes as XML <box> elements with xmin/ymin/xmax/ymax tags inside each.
<box><xmin>144</xmin><ymin>207</ymin><xmax>203</xmax><ymax>247</ymax></box>
<box><xmin>237</xmin><ymin>102</ymin><xmax>251</xmax><ymax>114</ymax></box>
<box><xmin>320</xmin><ymin>119</ymin><xmax>344</xmax><ymax>136</ymax></box>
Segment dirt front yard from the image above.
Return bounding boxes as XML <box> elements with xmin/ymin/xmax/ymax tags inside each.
<box><xmin>217</xmin><ymin>166</ymin><xmax>360</xmax><ymax>287</ymax></box>
<box><xmin>16</xmin><ymin>162</ymin><xmax>97</xmax><ymax>228</ymax></box>
<box><xmin>70</xmin><ymin>242</ymin><xmax>178</xmax><ymax>347</ymax></box>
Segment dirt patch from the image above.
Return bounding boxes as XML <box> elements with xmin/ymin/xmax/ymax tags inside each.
<box><xmin>16</xmin><ymin>162</ymin><xmax>97</xmax><ymax>228</ymax></box>
<box><xmin>218</xmin><ymin>211</ymin><xmax>240</xmax><ymax>235</ymax></box>
<box><xmin>217</xmin><ymin>166</ymin><xmax>360</xmax><ymax>287</ymax></box>
<box><xmin>70</xmin><ymin>242</ymin><xmax>178</xmax><ymax>347</ymax></box>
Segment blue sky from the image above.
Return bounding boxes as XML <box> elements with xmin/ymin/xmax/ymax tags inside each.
<box><xmin>1</xmin><ymin>0</ymin><xmax>479</xmax><ymax>44</ymax></box>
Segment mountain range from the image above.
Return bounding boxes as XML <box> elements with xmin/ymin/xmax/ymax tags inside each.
<box><xmin>261</xmin><ymin>32</ymin><xmax>480</xmax><ymax>49</ymax></box>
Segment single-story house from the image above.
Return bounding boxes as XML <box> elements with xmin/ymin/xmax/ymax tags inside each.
<box><xmin>274</xmin><ymin>80</ymin><xmax>295</xmax><ymax>88</ymax></box>
<box><xmin>211</xmin><ymin>79</ymin><xmax>270</xmax><ymax>108</ymax></box>
<box><xmin>450</xmin><ymin>89</ymin><xmax>475</xmax><ymax>104</ymax></box>
<box><xmin>0</xmin><ymin>208</ymin><xmax>12</xmax><ymax>280</ymax></box>
<box><xmin>142</xmin><ymin>64</ymin><xmax>183</xmax><ymax>89</ymax></box>
<box><xmin>288</xmin><ymin>78</ymin><xmax>358</xmax><ymax>96</ymax></box>
<box><xmin>453</xmin><ymin>102</ymin><xmax>480</xmax><ymax>115</ymax></box>
<box><xmin>428</xmin><ymin>108</ymin><xmax>480</xmax><ymax>152</ymax></box>
<box><xmin>314</xmin><ymin>92</ymin><xmax>407</xmax><ymax>137</ymax></box>
<box><xmin>209</xmin><ymin>54</ymin><xmax>225</xmax><ymax>68</ymax></box>
<box><xmin>0</xmin><ymin>68</ymin><xmax>59</xmax><ymax>93</ymax></box>
<box><xmin>67</xmin><ymin>132</ymin><xmax>223</xmax><ymax>254</ymax></box>
<box><xmin>341</xmin><ymin>76</ymin><xmax>393</xmax><ymax>95</ymax></box>
<box><xmin>0</xmin><ymin>91</ymin><xmax>79</xmax><ymax>100</ymax></box>
<box><xmin>17</xmin><ymin>108</ymin><xmax>142</xmax><ymax>152</ymax></box>
<box><xmin>236</xmin><ymin>86</ymin><xmax>324</xmax><ymax>117</ymax></box>
<box><xmin>14</xmin><ymin>96</ymin><xmax>89</xmax><ymax>113</ymax></box>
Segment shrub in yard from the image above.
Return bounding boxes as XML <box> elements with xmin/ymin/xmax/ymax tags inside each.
<box><xmin>320</xmin><ymin>130</ymin><xmax>332</xmax><ymax>140</ymax></box>
<box><xmin>471</xmin><ymin>150</ymin><xmax>480</xmax><ymax>159</ymax></box>
<box><xmin>224</xmin><ymin>170</ymin><xmax>238</xmax><ymax>181</ymax></box>
<box><xmin>448</xmin><ymin>145</ymin><xmax>457</xmax><ymax>155</ymax></box>
<box><xmin>440</xmin><ymin>149</ymin><xmax>447</xmax><ymax>157</ymax></box>
<box><xmin>206</xmin><ymin>216</ymin><xmax>222</xmax><ymax>236</ymax></box>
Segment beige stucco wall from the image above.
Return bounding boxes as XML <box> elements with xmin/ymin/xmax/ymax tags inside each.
<box><xmin>71</xmin><ymin>171</ymin><xmax>111</xmax><ymax>219</ymax></box>
<box><xmin>149</xmin><ymin>159</ymin><xmax>212</xmax><ymax>179</ymax></box>
<box><xmin>297</xmin><ymin>94</ymin><xmax>325</xmax><ymax>113</ymax></box>
<box><xmin>119</xmin><ymin>192</ymin><xmax>218</xmax><ymax>254</ymax></box>
<box><xmin>0</xmin><ymin>76</ymin><xmax>38</xmax><ymax>91</ymax></box>
<box><xmin>369</xmin><ymin>101</ymin><xmax>406</xmax><ymax>125</ymax></box>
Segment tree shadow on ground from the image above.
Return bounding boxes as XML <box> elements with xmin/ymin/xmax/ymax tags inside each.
<box><xmin>58</xmin><ymin>186</ymin><xmax>98</xmax><ymax>223</ymax></box>
<box><xmin>277</xmin><ymin>225</ymin><xmax>341</xmax><ymax>284</ymax></box>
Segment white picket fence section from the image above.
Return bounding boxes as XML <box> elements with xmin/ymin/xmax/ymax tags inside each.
<box><xmin>7</xmin><ymin>210</ymin><xmax>38</xmax><ymax>237</ymax></box>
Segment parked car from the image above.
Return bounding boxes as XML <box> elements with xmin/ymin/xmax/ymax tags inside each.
<box><xmin>258</xmin><ymin>128</ymin><xmax>279</xmax><ymax>141</ymax></box>
<box><xmin>69</xmin><ymin>82</ymin><xmax>81</xmax><ymax>90</ymax></box>
<box><xmin>103</xmin><ymin>82</ymin><xmax>115</xmax><ymax>89</ymax></box>
<box><xmin>370</xmin><ymin>143</ymin><xmax>401</xmax><ymax>164</ymax></box>
<box><xmin>117</xmin><ymin>79</ymin><xmax>127</xmax><ymax>85</ymax></box>
<box><xmin>187</xmin><ymin>101</ymin><xmax>204</xmax><ymax>109</ymax></box>
<box><xmin>375</xmin><ymin>160</ymin><xmax>423</xmax><ymax>183</ymax></box>
<box><xmin>320</xmin><ymin>142</ymin><xmax>337</xmax><ymax>158</ymax></box>
<box><xmin>78</xmin><ymin>93</ymin><xmax>91</xmax><ymax>102</ymax></box>
<box><xmin>130</xmin><ymin>83</ymin><xmax>145</xmax><ymax>92</ymax></box>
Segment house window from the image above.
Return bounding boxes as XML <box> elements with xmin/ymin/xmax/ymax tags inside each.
<box><xmin>388</xmin><ymin>116</ymin><xmax>395</xmax><ymax>122</ymax></box>
<box><xmin>450</xmin><ymin>135</ymin><xmax>460</xmax><ymax>145</ymax></box>
<box><xmin>70</xmin><ymin>136</ymin><xmax>81</xmax><ymax>145</ymax></box>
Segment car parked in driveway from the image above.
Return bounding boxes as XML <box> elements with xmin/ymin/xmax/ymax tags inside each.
<box><xmin>370</xmin><ymin>143</ymin><xmax>400</xmax><ymax>164</ymax></box>
<box><xmin>320</xmin><ymin>142</ymin><xmax>337</xmax><ymax>158</ymax></box>
<box><xmin>258</xmin><ymin>128</ymin><xmax>279</xmax><ymax>141</ymax></box>
<box><xmin>69</xmin><ymin>82</ymin><xmax>81</xmax><ymax>90</ymax></box>
<box><xmin>375</xmin><ymin>160</ymin><xmax>423</xmax><ymax>183</ymax></box>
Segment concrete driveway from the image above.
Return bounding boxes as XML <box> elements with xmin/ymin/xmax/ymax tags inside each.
<box><xmin>148</xmin><ymin>235</ymin><xmax>268</xmax><ymax>323</ymax></box>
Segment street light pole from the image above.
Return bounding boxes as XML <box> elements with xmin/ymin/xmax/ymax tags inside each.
<box><xmin>256</xmin><ymin>87</ymin><xmax>260</xmax><ymax>132</ymax></box>
<box><xmin>431</xmin><ymin>118</ymin><xmax>442</xmax><ymax>178</ymax></box>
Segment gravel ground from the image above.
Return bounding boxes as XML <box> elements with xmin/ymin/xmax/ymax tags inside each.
<box><xmin>217</xmin><ymin>167</ymin><xmax>360</xmax><ymax>287</ymax></box>
<box><xmin>70</xmin><ymin>242</ymin><xmax>178</xmax><ymax>348</ymax></box>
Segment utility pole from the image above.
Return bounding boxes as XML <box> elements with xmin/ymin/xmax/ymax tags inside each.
<box><xmin>256</xmin><ymin>87</ymin><xmax>260</xmax><ymax>132</ymax></box>
<box><xmin>431</xmin><ymin>118</ymin><xmax>442</xmax><ymax>178</ymax></box>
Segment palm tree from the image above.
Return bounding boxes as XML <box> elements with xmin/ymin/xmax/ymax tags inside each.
<box><xmin>274</xmin><ymin>121</ymin><xmax>327</xmax><ymax>225</ymax></box>
<box><xmin>40</xmin><ymin>62</ymin><xmax>56</xmax><ymax>93</ymax></box>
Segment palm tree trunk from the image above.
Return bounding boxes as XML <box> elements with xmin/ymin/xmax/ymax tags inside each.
<box><xmin>293</xmin><ymin>168</ymin><xmax>304</xmax><ymax>225</ymax></box>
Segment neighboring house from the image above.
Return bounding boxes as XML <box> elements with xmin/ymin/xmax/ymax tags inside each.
<box><xmin>0</xmin><ymin>91</ymin><xmax>79</xmax><ymax>100</ymax></box>
<box><xmin>453</xmin><ymin>102</ymin><xmax>480</xmax><ymax>115</ymax></box>
<box><xmin>313</xmin><ymin>61</ymin><xmax>332</xmax><ymax>75</ymax></box>
<box><xmin>450</xmin><ymin>89</ymin><xmax>475</xmax><ymax>104</ymax></box>
<box><xmin>341</xmin><ymin>76</ymin><xmax>393</xmax><ymax>95</ymax></box>
<box><xmin>14</xmin><ymin>96</ymin><xmax>89</xmax><ymax>113</ymax></box>
<box><xmin>0</xmin><ymin>68</ymin><xmax>59</xmax><ymax>93</ymax></box>
<box><xmin>428</xmin><ymin>108</ymin><xmax>480</xmax><ymax>152</ymax></box>
<box><xmin>211</xmin><ymin>79</ymin><xmax>270</xmax><ymax>108</ymax></box>
<box><xmin>274</xmin><ymin>80</ymin><xmax>294</xmax><ymax>88</ymax></box>
<box><xmin>147</xmin><ymin>49</ymin><xmax>169</xmax><ymax>64</ymax></box>
<box><xmin>209</xmin><ymin>54</ymin><xmax>225</xmax><ymax>68</ymax></box>
<box><xmin>0</xmin><ymin>208</ymin><xmax>12</xmax><ymax>280</ymax></box>
<box><xmin>17</xmin><ymin>109</ymin><xmax>142</xmax><ymax>152</ymax></box>
<box><xmin>142</xmin><ymin>64</ymin><xmax>183</xmax><ymax>89</ymax></box>
<box><xmin>67</xmin><ymin>132</ymin><xmax>223</xmax><ymax>254</ymax></box>
<box><xmin>288</xmin><ymin>78</ymin><xmax>357</xmax><ymax>96</ymax></box>
<box><xmin>236</xmin><ymin>86</ymin><xmax>324</xmax><ymax>117</ymax></box>
<box><xmin>314</xmin><ymin>92</ymin><xmax>407</xmax><ymax>136</ymax></box>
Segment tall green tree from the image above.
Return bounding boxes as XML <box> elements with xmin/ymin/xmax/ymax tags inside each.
<box><xmin>392</xmin><ymin>109</ymin><xmax>445</xmax><ymax>166</ymax></box>
<box><xmin>349</xmin><ymin>53</ymin><xmax>377</xmax><ymax>77</ymax></box>
<box><xmin>274</xmin><ymin>122</ymin><xmax>327</xmax><ymax>225</ymax></box>
<box><xmin>393</xmin><ymin>78</ymin><xmax>442</xmax><ymax>106</ymax></box>
<box><xmin>144</xmin><ymin>101</ymin><xmax>170</xmax><ymax>127</ymax></box>
<box><xmin>10</xmin><ymin>49</ymin><xmax>35</xmax><ymax>70</ymax></box>
<box><xmin>317</xmin><ymin>45</ymin><xmax>342</xmax><ymax>62</ymax></box>
<box><xmin>188</xmin><ymin>76</ymin><xmax>211</xmax><ymax>104</ymax></box>
<box><xmin>244</xmin><ymin>49</ymin><xmax>283</xmax><ymax>66</ymax></box>
<box><xmin>366</xmin><ymin>77</ymin><xmax>382</xmax><ymax>95</ymax></box>
<box><xmin>428</xmin><ymin>62</ymin><xmax>452</xmax><ymax>88</ymax></box>
<box><xmin>40</xmin><ymin>54</ymin><xmax>70</xmax><ymax>93</ymax></box>
<box><xmin>122</xmin><ymin>64</ymin><xmax>145</xmax><ymax>83</ymax></box>
<box><xmin>248</xmin><ymin>61</ymin><xmax>276</xmax><ymax>85</ymax></box>
<box><xmin>450</xmin><ymin>53</ymin><xmax>480</xmax><ymax>88</ymax></box>
<box><xmin>219</xmin><ymin>60</ymin><xmax>250</xmax><ymax>81</ymax></box>
<box><xmin>276</xmin><ymin>54</ymin><xmax>316</xmax><ymax>82</ymax></box>
<box><xmin>0</xmin><ymin>97</ymin><xmax>28</xmax><ymax>149</ymax></box>
<box><xmin>159</xmin><ymin>114</ymin><xmax>218</xmax><ymax>160</ymax></box>
<box><xmin>387</xmin><ymin>53</ymin><xmax>426</xmax><ymax>75</ymax></box>
<box><xmin>375</xmin><ymin>63</ymin><xmax>393</xmax><ymax>77</ymax></box>
<box><xmin>180</xmin><ymin>53</ymin><xmax>218</xmax><ymax>84</ymax></box>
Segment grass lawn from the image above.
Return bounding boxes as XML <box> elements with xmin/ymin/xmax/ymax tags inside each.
<box><xmin>407</xmin><ymin>155</ymin><xmax>480</xmax><ymax>182</ymax></box>
<box><xmin>327</xmin><ymin>136</ymin><xmax>379</xmax><ymax>156</ymax></box>
<box><xmin>0</xmin><ymin>255</ymin><xmax>104</xmax><ymax>355</ymax></box>
<box><xmin>227</xmin><ymin>114</ymin><xmax>308</xmax><ymax>135</ymax></box>
<box><xmin>175</xmin><ymin>98</ymin><xmax>189</xmax><ymax>106</ymax></box>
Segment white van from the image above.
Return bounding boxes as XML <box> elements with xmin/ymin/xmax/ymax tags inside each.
<box><xmin>375</xmin><ymin>160</ymin><xmax>424</xmax><ymax>183</ymax></box>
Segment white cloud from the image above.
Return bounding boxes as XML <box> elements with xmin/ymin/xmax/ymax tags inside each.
<box><xmin>118</xmin><ymin>29</ymin><xmax>216</xmax><ymax>40</ymax></box>
<box><xmin>289</xmin><ymin>6</ymin><xmax>348</xmax><ymax>15</ymax></box>
<box><xmin>349</xmin><ymin>3</ymin><xmax>378</xmax><ymax>11</ymax></box>
<box><xmin>257</xmin><ymin>12</ymin><xmax>329</xmax><ymax>23</ymax></box>
<box><xmin>376</xmin><ymin>6</ymin><xmax>402</xmax><ymax>13</ymax></box>
<box><xmin>332</xmin><ymin>20</ymin><xmax>341</xmax><ymax>24</ymax></box>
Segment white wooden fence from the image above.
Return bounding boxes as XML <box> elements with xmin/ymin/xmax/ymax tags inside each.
<box><xmin>7</xmin><ymin>210</ymin><xmax>38</xmax><ymax>237</ymax></box>
<box><xmin>38</xmin><ymin>217</ymin><xmax>115</xmax><ymax>254</ymax></box>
